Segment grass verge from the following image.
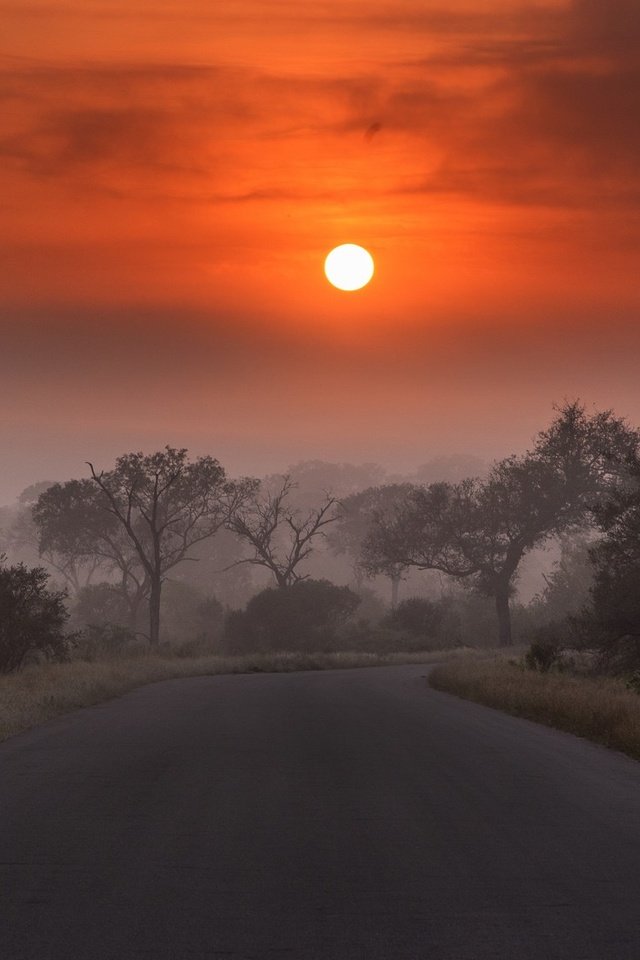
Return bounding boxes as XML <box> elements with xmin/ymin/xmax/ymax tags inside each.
<box><xmin>429</xmin><ymin>656</ymin><xmax>640</xmax><ymax>761</ymax></box>
<box><xmin>0</xmin><ymin>647</ymin><xmax>472</xmax><ymax>743</ymax></box>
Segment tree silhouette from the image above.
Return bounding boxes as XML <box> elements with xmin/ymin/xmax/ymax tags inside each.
<box><xmin>330</xmin><ymin>484</ymin><xmax>414</xmax><ymax>606</ymax></box>
<box><xmin>365</xmin><ymin>403</ymin><xmax>637</xmax><ymax>645</ymax></box>
<box><xmin>88</xmin><ymin>447</ymin><xmax>250</xmax><ymax>645</ymax></box>
<box><xmin>226</xmin><ymin>475</ymin><xmax>337</xmax><ymax>588</ymax></box>
<box><xmin>0</xmin><ymin>556</ymin><xmax>72</xmax><ymax>672</ymax></box>
<box><xmin>32</xmin><ymin>479</ymin><xmax>142</xmax><ymax>615</ymax></box>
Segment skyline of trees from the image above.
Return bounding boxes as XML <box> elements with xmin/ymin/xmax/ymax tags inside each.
<box><xmin>0</xmin><ymin>401</ymin><xmax>638</xmax><ymax>651</ymax></box>
<box><xmin>362</xmin><ymin>403</ymin><xmax>639</xmax><ymax>645</ymax></box>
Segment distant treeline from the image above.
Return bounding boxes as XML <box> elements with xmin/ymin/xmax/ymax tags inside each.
<box><xmin>1</xmin><ymin>401</ymin><xmax>640</xmax><ymax>675</ymax></box>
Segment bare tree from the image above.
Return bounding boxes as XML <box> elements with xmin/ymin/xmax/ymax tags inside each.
<box><xmin>226</xmin><ymin>475</ymin><xmax>337</xmax><ymax>588</ymax></box>
<box><xmin>88</xmin><ymin>447</ymin><xmax>252</xmax><ymax>645</ymax></box>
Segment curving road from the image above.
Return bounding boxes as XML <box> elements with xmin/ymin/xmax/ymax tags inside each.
<box><xmin>1</xmin><ymin>663</ymin><xmax>639</xmax><ymax>959</ymax></box>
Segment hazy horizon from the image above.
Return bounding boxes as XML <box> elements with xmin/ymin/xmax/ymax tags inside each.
<box><xmin>2</xmin><ymin>0</ymin><xmax>639</xmax><ymax>503</ymax></box>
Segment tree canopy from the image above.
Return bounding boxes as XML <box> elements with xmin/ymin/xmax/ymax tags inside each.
<box><xmin>587</xmin><ymin>446</ymin><xmax>640</xmax><ymax>657</ymax></box>
<box><xmin>88</xmin><ymin>447</ymin><xmax>250</xmax><ymax>644</ymax></box>
<box><xmin>33</xmin><ymin>478</ymin><xmax>148</xmax><ymax>627</ymax></box>
<box><xmin>224</xmin><ymin>579</ymin><xmax>360</xmax><ymax>653</ymax></box>
<box><xmin>364</xmin><ymin>403</ymin><xmax>638</xmax><ymax>645</ymax></box>
<box><xmin>330</xmin><ymin>483</ymin><xmax>415</xmax><ymax>604</ymax></box>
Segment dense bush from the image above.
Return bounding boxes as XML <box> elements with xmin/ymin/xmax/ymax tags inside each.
<box><xmin>523</xmin><ymin>615</ymin><xmax>591</xmax><ymax>672</ymax></box>
<box><xmin>74</xmin><ymin>622</ymin><xmax>139</xmax><ymax>661</ymax></box>
<box><xmin>380</xmin><ymin>592</ymin><xmax>511</xmax><ymax>651</ymax></box>
<box><xmin>525</xmin><ymin>637</ymin><xmax>562</xmax><ymax>673</ymax></box>
<box><xmin>535</xmin><ymin>555</ymin><xmax>640</xmax><ymax>677</ymax></box>
<box><xmin>583</xmin><ymin>457</ymin><xmax>640</xmax><ymax>671</ymax></box>
<box><xmin>0</xmin><ymin>557</ymin><xmax>74</xmax><ymax>672</ymax></box>
<box><xmin>223</xmin><ymin>579</ymin><xmax>360</xmax><ymax>654</ymax></box>
<box><xmin>590</xmin><ymin>560</ymin><xmax>640</xmax><ymax>655</ymax></box>
<box><xmin>72</xmin><ymin>580</ymin><xmax>225</xmax><ymax>654</ymax></box>
<box><xmin>383</xmin><ymin>597</ymin><xmax>443</xmax><ymax>639</ymax></box>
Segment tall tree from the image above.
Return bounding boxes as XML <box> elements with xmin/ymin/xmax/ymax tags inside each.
<box><xmin>226</xmin><ymin>475</ymin><xmax>337</xmax><ymax>588</ymax></box>
<box><xmin>88</xmin><ymin>448</ymin><xmax>250</xmax><ymax>645</ymax></box>
<box><xmin>329</xmin><ymin>484</ymin><xmax>415</xmax><ymax>605</ymax></box>
<box><xmin>587</xmin><ymin>447</ymin><xmax>640</xmax><ymax>658</ymax></box>
<box><xmin>11</xmin><ymin>482</ymin><xmax>102</xmax><ymax>594</ymax></box>
<box><xmin>532</xmin><ymin>531</ymin><xmax>595</xmax><ymax>623</ymax></box>
<box><xmin>364</xmin><ymin>403</ymin><xmax>637</xmax><ymax>645</ymax></box>
<box><xmin>33</xmin><ymin>479</ymin><xmax>148</xmax><ymax>628</ymax></box>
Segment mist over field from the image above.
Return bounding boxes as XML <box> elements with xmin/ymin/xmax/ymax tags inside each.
<box><xmin>1</xmin><ymin>400</ymin><xmax>637</xmax><ymax>667</ymax></box>
<box><xmin>3</xmin><ymin>3</ymin><xmax>640</xmax><ymax>957</ymax></box>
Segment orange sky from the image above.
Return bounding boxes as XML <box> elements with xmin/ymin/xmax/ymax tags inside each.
<box><xmin>1</xmin><ymin>0</ymin><xmax>639</xmax><ymax>498</ymax></box>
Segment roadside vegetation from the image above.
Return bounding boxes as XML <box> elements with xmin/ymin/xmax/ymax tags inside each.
<box><xmin>2</xmin><ymin>400</ymin><xmax>640</xmax><ymax>753</ymax></box>
<box><xmin>430</xmin><ymin>656</ymin><xmax>640</xmax><ymax>762</ymax></box>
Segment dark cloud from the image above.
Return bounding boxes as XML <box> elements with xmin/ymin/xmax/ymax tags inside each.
<box><xmin>0</xmin><ymin>63</ymin><xmax>389</xmax><ymax>204</ymax></box>
<box><xmin>382</xmin><ymin>0</ymin><xmax>640</xmax><ymax>207</ymax></box>
<box><xmin>571</xmin><ymin>0</ymin><xmax>640</xmax><ymax>58</ymax></box>
<box><xmin>1</xmin><ymin>1</ymin><xmax>639</xmax><ymax>211</ymax></box>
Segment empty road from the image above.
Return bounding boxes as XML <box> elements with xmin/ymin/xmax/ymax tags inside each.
<box><xmin>1</xmin><ymin>663</ymin><xmax>639</xmax><ymax>959</ymax></box>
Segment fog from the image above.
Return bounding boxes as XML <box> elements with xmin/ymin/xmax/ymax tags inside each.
<box><xmin>2</xmin><ymin>1</ymin><xmax>640</xmax><ymax>956</ymax></box>
<box><xmin>0</xmin><ymin>430</ymin><xmax>587</xmax><ymax>659</ymax></box>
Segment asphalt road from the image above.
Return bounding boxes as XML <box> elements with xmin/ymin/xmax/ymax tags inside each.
<box><xmin>1</xmin><ymin>664</ymin><xmax>640</xmax><ymax>960</ymax></box>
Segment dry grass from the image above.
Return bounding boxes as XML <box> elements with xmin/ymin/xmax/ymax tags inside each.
<box><xmin>0</xmin><ymin>647</ymin><xmax>472</xmax><ymax>743</ymax></box>
<box><xmin>430</xmin><ymin>656</ymin><xmax>640</xmax><ymax>761</ymax></box>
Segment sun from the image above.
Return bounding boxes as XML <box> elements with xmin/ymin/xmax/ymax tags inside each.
<box><xmin>324</xmin><ymin>244</ymin><xmax>374</xmax><ymax>291</ymax></box>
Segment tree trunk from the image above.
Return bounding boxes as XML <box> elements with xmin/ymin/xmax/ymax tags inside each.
<box><xmin>495</xmin><ymin>584</ymin><xmax>512</xmax><ymax>647</ymax></box>
<box><xmin>149</xmin><ymin>577</ymin><xmax>161</xmax><ymax>646</ymax></box>
<box><xmin>390</xmin><ymin>573</ymin><xmax>400</xmax><ymax>609</ymax></box>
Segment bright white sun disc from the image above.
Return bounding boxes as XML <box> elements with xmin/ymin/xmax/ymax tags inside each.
<box><xmin>324</xmin><ymin>244</ymin><xmax>374</xmax><ymax>291</ymax></box>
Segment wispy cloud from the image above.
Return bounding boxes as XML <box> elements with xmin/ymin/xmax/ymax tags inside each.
<box><xmin>2</xmin><ymin>1</ymin><xmax>638</xmax><ymax>212</ymax></box>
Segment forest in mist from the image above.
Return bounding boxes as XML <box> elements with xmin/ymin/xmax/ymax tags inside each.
<box><xmin>1</xmin><ymin>401</ymin><xmax>639</xmax><ymax>680</ymax></box>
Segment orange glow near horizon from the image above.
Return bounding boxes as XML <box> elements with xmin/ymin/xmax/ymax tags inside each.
<box><xmin>1</xmin><ymin>1</ymin><xmax>640</xmax><ymax>498</ymax></box>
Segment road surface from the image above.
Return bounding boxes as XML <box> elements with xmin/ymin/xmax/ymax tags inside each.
<box><xmin>1</xmin><ymin>663</ymin><xmax>639</xmax><ymax>959</ymax></box>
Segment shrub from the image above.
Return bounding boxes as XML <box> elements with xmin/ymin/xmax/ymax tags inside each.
<box><xmin>429</xmin><ymin>656</ymin><xmax>640</xmax><ymax>761</ymax></box>
<box><xmin>74</xmin><ymin>623</ymin><xmax>139</xmax><ymax>661</ymax></box>
<box><xmin>383</xmin><ymin>597</ymin><xmax>443</xmax><ymax>638</ymax></box>
<box><xmin>0</xmin><ymin>557</ymin><xmax>74</xmax><ymax>672</ymax></box>
<box><xmin>525</xmin><ymin>638</ymin><xmax>561</xmax><ymax>673</ymax></box>
<box><xmin>524</xmin><ymin>620</ymin><xmax>571</xmax><ymax>672</ymax></box>
<box><xmin>591</xmin><ymin>561</ymin><xmax>640</xmax><ymax>643</ymax></box>
<box><xmin>625</xmin><ymin>671</ymin><xmax>640</xmax><ymax>695</ymax></box>
<box><xmin>223</xmin><ymin>579</ymin><xmax>360</xmax><ymax>654</ymax></box>
<box><xmin>381</xmin><ymin>593</ymin><xmax>494</xmax><ymax>651</ymax></box>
